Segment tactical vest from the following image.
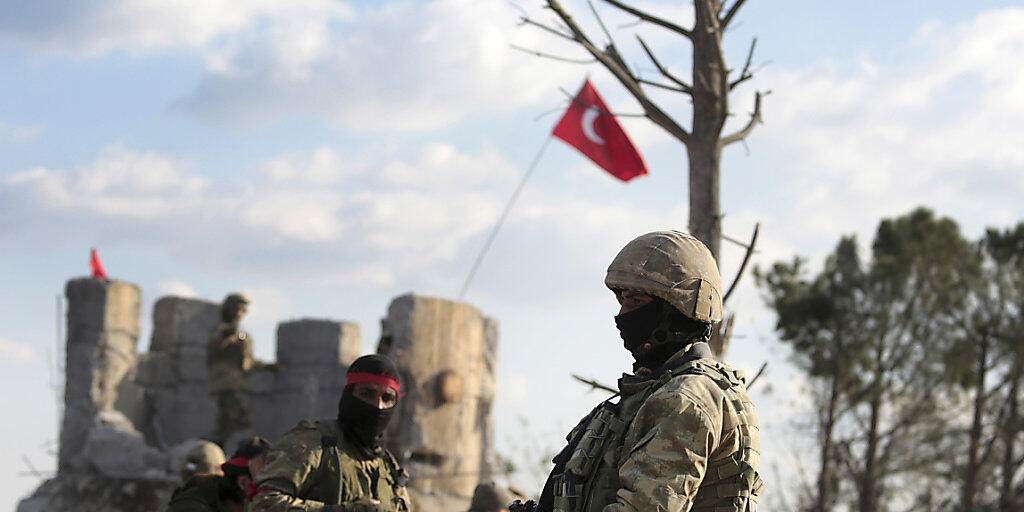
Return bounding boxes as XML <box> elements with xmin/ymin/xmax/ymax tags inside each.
<box><xmin>551</xmin><ymin>358</ymin><xmax>763</xmax><ymax>512</ymax></box>
<box><xmin>302</xmin><ymin>421</ymin><xmax>410</xmax><ymax>512</ymax></box>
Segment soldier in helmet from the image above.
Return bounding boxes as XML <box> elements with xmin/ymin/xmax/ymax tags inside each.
<box><xmin>249</xmin><ymin>354</ymin><xmax>411</xmax><ymax>512</ymax></box>
<box><xmin>168</xmin><ymin>437</ymin><xmax>273</xmax><ymax>512</ymax></box>
<box><xmin>179</xmin><ymin>441</ymin><xmax>226</xmax><ymax>482</ymax></box>
<box><xmin>207</xmin><ymin>293</ymin><xmax>255</xmax><ymax>445</ymax></box>
<box><xmin>513</xmin><ymin>231</ymin><xmax>763</xmax><ymax>512</ymax></box>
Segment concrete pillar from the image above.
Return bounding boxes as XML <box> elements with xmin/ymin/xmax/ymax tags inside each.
<box><xmin>137</xmin><ymin>296</ymin><xmax>219</xmax><ymax>445</ymax></box>
<box><xmin>270</xmin><ymin>319</ymin><xmax>360</xmax><ymax>437</ymax></box>
<box><xmin>59</xmin><ymin>278</ymin><xmax>141</xmax><ymax>472</ymax></box>
<box><xmin>381</xmin><ymin>294</ymin><xmax>496</xmax><ymax>497</ymax></box>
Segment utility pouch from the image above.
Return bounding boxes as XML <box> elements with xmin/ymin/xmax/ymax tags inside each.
<box><xmin>564</xmin><ymin>405</ymin><xmax>623</xmax><ymax>478</ymax></box>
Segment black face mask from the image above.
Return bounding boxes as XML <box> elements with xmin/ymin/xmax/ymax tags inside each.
<box><xmin>337</xmin><ymin>388</ymin><xmax>395</xmax><ymax>456</ymax></box>
<box><xmin>614</xmin><ymin>298</ymin><xmax>663</xmax><ymax>354</ymax></box>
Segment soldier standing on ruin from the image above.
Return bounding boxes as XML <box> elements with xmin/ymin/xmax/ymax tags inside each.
<box><xmin>511</xmin><ymin>231</ymin><xmax>763</xmax><ymax>512</ymax></box>
<box><xmin>249</xmin><ymin>354</ymin><xmax>411</xmax><ymax>512</ymax></box>
<box><xmin>207</xmin><ymin>293</ymin><xmax>255</xmax><ymax>446</ymax></box>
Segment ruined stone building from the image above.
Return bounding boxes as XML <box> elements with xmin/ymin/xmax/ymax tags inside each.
<box><xmin>18</xmin><ymin>277</ymin><xmax>499</xmax><ymax>512</ymax></box>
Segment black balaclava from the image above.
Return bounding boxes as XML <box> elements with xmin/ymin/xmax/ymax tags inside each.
<box><xmin>615</xmin><ymin>296</ymin><xmax>712</xmax><ymax>371</ymax></box>
<box><xmin>337</xmin><ymin>354</ymin><xmax>402</xmax><ymax>457</ymax></box>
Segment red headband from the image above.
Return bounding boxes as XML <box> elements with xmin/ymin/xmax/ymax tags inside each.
<box><xmin>221</xmin><ymin>457</ymin><xmax>249</xmax><ymax>471</ymax></box>
<box><xmin>346</xmin><ymin>372</ymin><xmax>401</xmax><ymax>393</ymax></box>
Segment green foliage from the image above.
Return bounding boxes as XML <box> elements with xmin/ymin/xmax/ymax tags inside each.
<box><xmin>757</xmin><ymin>208</ymin><xmax>1024</xmax><ymax>512</ymax></box>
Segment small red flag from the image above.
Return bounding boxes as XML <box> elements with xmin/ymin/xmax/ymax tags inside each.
<box><xmin>90</xmin><ymin>248</ymin><xmax>107</xmax><ymax>279</ymax></box>
<box><xmin>552</xmin><ymin>80</ymin><xmax>647</xmax><ymax>181</ymax></box>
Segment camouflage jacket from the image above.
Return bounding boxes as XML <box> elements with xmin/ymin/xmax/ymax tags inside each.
<box><xmin>207</xmin><ymin>322</ymin><xmax>253</xmax><ymax>393</ymax></box>
<box><xmin>167</xmin><ymin>474</ymin><xmax>231</xmax><ymax>512</ymax></box>
<box><xmin>548</xmin><ymin>343</ymin><xmax>762</xmax><ymax>512</ymax></box>
<box><xmin>250</xmin><ymin>419</ymin><xmax>411</xmax><ymax>512</ymax></box>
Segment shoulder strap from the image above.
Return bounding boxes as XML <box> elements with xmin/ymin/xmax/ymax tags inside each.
<box><xmin>382</xmin><ymin>449</ymin><xmax>410</xmax><ymax>485</ymax></box>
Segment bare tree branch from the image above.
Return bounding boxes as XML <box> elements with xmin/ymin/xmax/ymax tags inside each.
<box><xmin>637</xmin><ymin>78</ymin><xmax>691</xmax><ymax>94</ymax></box>
<box><xmin>558</xmin><ymin>87</ymin><xmax>646</xmax><ymax>117</ymax></box>
<box><xmin>723</xmin><ymin>221</ymin><xmax>760</xmax><ymax>303</ymax></box>
<box><xmin>720</xmin><ymin>0</ymin><xmax>749</xmax><ymax>29</ymax></box>
<box><xmin>599</xmin><ymin>0</ymin><xmax>692</xmax><ymax>39</ymax></box>
<box><xmin>518</xmin><ymin>16</ymin><xmax>576</xmax><ymax>41</ymax></box>
<box><xmin>746</xmin><ymin>361</ymin><xmax>768</xmax><ymax>390</ymax></box>
<box><xmin>729</xmin><ymin>37</ymin><xmax>757</xmax><ymax>90</ymax></box>
<box><xmin>721</xmin><ymin>90</ymin><xmax>764</xmax><ymax>146</ymax></box>
<box><xmin>510</xmin><ymin>44</ymin><xmax>596</xmax><ymax>63</ymax></box>
<box><xmin>636</xmin><ymin>35</ymin><xmax>693</xmax><ymax>94</ymax></box>
<box><xmin>572</xmin><ymin>374</ymin><xmax>617</xmax><ymax>394</ymax></box>
<box><xmin>587</xmin><ymin>0</ymin><xmax>615</xmax><ymax>45</ymax></box>
<box><xmin>542</xmin><ymin>0</ymin><xmax>692</xmax><ymax>144</ymax></box>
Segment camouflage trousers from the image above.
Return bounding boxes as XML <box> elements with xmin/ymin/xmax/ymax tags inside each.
<box><xmin>213</xmin><ymin>390</ymin><xmax>253</xmax><ymax>445</ymax></box>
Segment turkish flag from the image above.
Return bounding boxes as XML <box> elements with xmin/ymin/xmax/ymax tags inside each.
<box><xmin>552</xmin><ymin>80</ymin><xmax>647</xmax><ymax>182</ymax></box>
<box><xmin>90</xmin><ymin>248</ymin><xmax>107</xmax><ymax>279</ymax></box>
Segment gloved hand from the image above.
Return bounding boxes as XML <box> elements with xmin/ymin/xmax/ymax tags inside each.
<box><xmin>508</xmin><ymin>499</ymin><xmax>537</xmax><ymax>512</ymax></box>
<box><xmin>325</xmin><ymin>498</ymin><xmax>382</xmax><ymax>512</ymax></box>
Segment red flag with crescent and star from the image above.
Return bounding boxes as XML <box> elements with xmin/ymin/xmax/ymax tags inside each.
<box><xmin>552</xmin><ymin>80</ymin><xmax>647</xmax><ymax>182</ymax></box>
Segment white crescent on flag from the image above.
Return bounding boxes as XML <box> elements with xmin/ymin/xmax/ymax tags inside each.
<box><xmin>581</xmin><ymin>107</ymin><xmax>605</xmax><ymax>145</ymax></box>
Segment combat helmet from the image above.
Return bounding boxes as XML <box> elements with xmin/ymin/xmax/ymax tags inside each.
<box><xmin>220</xmin><ymin>293</ymin><xmax>250</xmax><ymax>322</ymax></box>
<box><xmin>222</xmin><ymin>293</ymin><xmax>250</xmax><ymax>309</ymax></box>
<box><xmin>605</xmin><ymin>230</ymin><xmax>722</xmax><ymax>323</ymax></box>
<box><xmin>180</xmin><ymin>440</ymin><xmax>226</xmax><ymax>481</ymax></box>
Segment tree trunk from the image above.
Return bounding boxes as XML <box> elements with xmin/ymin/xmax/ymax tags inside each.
<box><xmin>963</xmin><ymin>335</ymin><xmax>988</xmax><ymax>512</ymax></box>
<box><xmin>999</xmin><ymin>359</ymin><xmax>1021</xmax><ymax>512</ymax></box>
<box><xmin>859</xmin><ymin>393</ymin><xmax>881</xmax><ymax>512</ymax></box>
<box><xmin>815</xmin><ymin>374</ymin><xmax>840</xmax><ymax>512</ymax></box>
<box><xmin>859</xmin><ymin>341</ymin><xmax>885</xmax><ymax>512</ymax></box>
<box><xmin>687</xmin><ymin>0</ymin><xmax>728</xmax><ymax>263</ymax></box>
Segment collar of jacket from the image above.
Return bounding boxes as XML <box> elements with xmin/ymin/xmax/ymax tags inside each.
<box><xmin>616</xmin><ymin>341</ymin><xmax>714</xmax><ymax>396</ymax></box>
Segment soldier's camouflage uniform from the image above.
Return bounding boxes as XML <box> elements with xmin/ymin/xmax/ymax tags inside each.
<box><xmin>207</xmin><ymin>321</ymin><xmax>254</xmax><ymax>444</ymax></box>
<box><xmin>548</xmin><ymin>343</ymin><xmax>762</xmax><ymax>512</ymax></box>
<box><xmin>249</xmin><ymin>419</ymin><xmax>411</xmax><ymax>512</ymax></box>
<box><xmin>167</xmin><ymin>474</ymin><xmax>232</xmax><ymax>512</ymax></box>
<box><xmin>541</xmin><ymin>231</ymin><xmax>763</xmax><ymax>512</ymax></box>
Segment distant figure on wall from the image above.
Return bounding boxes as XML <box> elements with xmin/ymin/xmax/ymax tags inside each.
<box><xmin>207</xmin><ymin>293</ymin><xmax>255</xmax><ymax>446</ymax></box>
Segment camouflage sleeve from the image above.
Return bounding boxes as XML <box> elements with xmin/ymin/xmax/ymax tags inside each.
<box><xmin>249</xmin><ymin>422</ymin><xmax>328</xmax><ymax>512</ymax></box>
<box><xmin>604</xmin><ymin>378</ymin><xmax>720</xmax><ymax>512</ymax></box>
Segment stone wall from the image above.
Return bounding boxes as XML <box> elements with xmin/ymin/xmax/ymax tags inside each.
<box><xmin>23</xmin><ymin>278</ymin><xmax>498</xmax><ymax>512</ymax></box>
<box><xmin>381</xmin><ymin>294</ymin><xmax>498</xmax><ymax>499</ymax></box>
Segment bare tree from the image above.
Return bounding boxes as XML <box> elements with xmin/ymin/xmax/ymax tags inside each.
<box><xmin>520</xmin><ymin>0</ymin><xmax>765</xmax><ymax>358</ymax></box>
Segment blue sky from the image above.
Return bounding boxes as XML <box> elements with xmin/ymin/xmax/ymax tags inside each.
<box><xmin>2</xmin><ymin>1</ymin><xmax>1023</xmax><ymax>509</ymax></box>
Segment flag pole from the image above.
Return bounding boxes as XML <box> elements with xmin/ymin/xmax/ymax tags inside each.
<box><xmin>458</xmin><ymin>135</ymin><xmax>555</xmax><ymax>300</ymax></box>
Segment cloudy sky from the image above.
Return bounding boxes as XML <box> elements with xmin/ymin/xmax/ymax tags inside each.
<box><xmin>2</xmin><ymin>0</ymin><xmax>1023</xmax><ymax>509</ymax></box>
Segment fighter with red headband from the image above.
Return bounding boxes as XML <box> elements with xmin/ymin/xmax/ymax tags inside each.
<box><xmin>251</xmin><ymin>354</ymin><xmax>410</xmax><ymax>512</ymax></box>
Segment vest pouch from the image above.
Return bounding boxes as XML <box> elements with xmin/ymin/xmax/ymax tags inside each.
<box><xmin>564</xmin><ymin>406</ymin><xmax>619</xmax><ymax>478</ymax></box>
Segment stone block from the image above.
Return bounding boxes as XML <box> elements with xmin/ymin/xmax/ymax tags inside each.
<box><xmin>79</xmin><ymin>411</ymin><xmax>169</xmax><ymax>480</ymax></box>
<box><xmin>381</xmin><ymin>294</ymin><xmax>493</xmax><ymax>496</ymax></box>
<box><xmin>176</xmin><ymin>345</ymin><xmax>208</xmax><ymax>383</ymax></box>
<box><xmin>135</xmin><ymin>353</ymin><xmax>176</xmax><ymax>387</ymax></box>
<box><xmin>59</xmin><ymin>278</ymin><xmax>141</xmax><ymax>473</ymax></box>
<box><xmin>276</xmin><ymin>319</ymin><xmax>360</xmax><ymax>367</ymax></box>
<box><xmin>149</xmin><ymin>297</ymin><xmax>219</xmax><ymax>353</ymax></box>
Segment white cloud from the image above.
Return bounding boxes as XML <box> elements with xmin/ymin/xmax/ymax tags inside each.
<box><xmin>155</xmin><ymin>279</ymin><xmax>196</xmax><ymax>298</ymax></box>
<box><xmin>0</xmin><ymin>122</ymin><xmax>41</xmax><ymax>143</ymax></box>
<box><xmin>746</xmin><ymin>7</ymin><xmax>1024</xmax><ymax>254</ymax></box>
<box><xmin>0</xmin><ymin>1</ymin><xmax>351</xmax><ymax>57</ymax></box>
<box><xmin>0</xmin><ymin>337</ymin><xmax>35</xmax><ymax>363</ymax></box>
<box><xmin>175</xmin><ymin>0</ymin><xmax>581</xmax><ymax>131</ymax></box>
<box><xmin>0</xmin><ymin>142</ymin><xmax>524</xmax><ymax>287</ymax></box>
